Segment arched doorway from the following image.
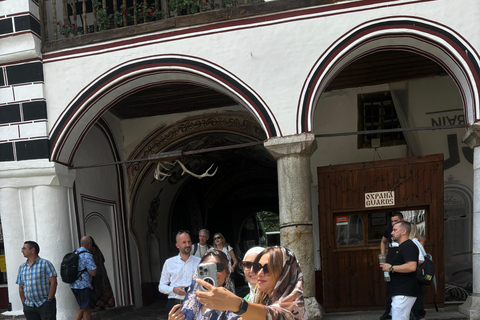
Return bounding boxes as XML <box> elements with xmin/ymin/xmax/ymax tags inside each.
<box><xmin>306</xmin><ymin>17</ymin><xmax>478</xmax><ymax>311</ymax></box>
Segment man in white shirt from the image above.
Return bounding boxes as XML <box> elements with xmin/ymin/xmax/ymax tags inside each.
<box><xmin>158</xmin><ymin>230</ymin><xmax>200</xmax><ymax>312</ymax></box>
<box><xmin>192</xmin><ymin>229</ymin><xmax>212</xmax><ymax>258</ymax></box>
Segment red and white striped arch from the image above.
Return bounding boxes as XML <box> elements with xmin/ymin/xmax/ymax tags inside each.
<box><xmin>49</xmin><ymin>54</ymin><xmax>281</xmax><ymax>165</ymax></box>
<box><xmin>298</xmin><ymin>16</ymin><xmax>480</xmax><ymax>134</ymax></box>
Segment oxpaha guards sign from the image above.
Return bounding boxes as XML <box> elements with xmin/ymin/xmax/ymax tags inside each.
<box><xmin>365</xmin><ymin>191</ymin><xmax>395</xmax><ymax>207</ymax></box>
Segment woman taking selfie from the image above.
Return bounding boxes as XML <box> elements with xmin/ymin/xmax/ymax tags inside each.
<box><xmin>196</xmin><ymin>246</ymin><xmax>307</xmax><ymax>320</ymax></box>
<box><xmin>168</xmin><ymin>249</ymin><xmax>239</xmax><ymax>320</ymax></box>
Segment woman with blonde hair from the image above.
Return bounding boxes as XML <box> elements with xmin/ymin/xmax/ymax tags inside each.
<box><xmin>409</xmin><ymin>224</ymin><xmax>426</xmax><ymax>320</ymax></box>
<box><xmin>212</xmin><ymin>233</ymin><xmax>238</xmax><ymax>272</ymax></box>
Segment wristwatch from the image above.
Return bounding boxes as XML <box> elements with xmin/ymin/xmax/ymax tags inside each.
<box><xmin>389</xmin><ymin>266</ymin><xmax>394</xmax><ymax>273</ymax></box>
<box><xmin>47</xmin><ymin>297</ymin><xmax>53</xmax><ymax>302</ymax></box>
<box><xmin>235</xmin><ymin>300</ymin><xmax>249</xmax><ymax>315</ymax></box>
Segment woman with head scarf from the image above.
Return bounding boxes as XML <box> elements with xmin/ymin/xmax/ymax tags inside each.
<box><xmin>194</xmin><ymin>246</ymin><xmax>308</xmax><ymax>320</ymax></box>
<box><xmin>168</xmin><ymin>249</ymin><xmax>239</xmax><ymax>320</ymax></box>
<box><xmin>241</xmin><ymin>247</ymin><xmax>264</xmax><ymax>302</ymax></box>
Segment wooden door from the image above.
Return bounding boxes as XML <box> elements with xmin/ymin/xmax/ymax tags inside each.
<box><xmin>317</xmin><ymin>155</ymin><xmax>445</xmax><ymax>311</ymax></box>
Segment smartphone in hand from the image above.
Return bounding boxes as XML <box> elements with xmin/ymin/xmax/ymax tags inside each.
<box><xmin>197</xmin><ymin>262</ymin><xmax>218</xmax><ymax>292</ymax></box>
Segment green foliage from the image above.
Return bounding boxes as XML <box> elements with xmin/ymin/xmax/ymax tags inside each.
<box><xmin>169</xmin><ymin>0</ymin><xmax>200</xmax><ymax>14</ymax></box>
<box><xmin>257</xmin><ymin>211</ymin><xmax>279</xmax><ymax>232</ymax></box>
<box><xmin>138</xmin><ymin>3</ymin><xmax>165</xmax><ymax>22</ymax></box>
<box><xmin>57</xmin><ymin>21</ymin><xmax>76</xmax><ymax>37</ymax></box>
<box><xmin>93</xmin><ymin>1</ymin><xmax>111</xmax><ymax>31</ymax></box>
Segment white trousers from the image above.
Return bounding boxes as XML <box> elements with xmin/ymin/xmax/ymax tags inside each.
<box><xmin>391</xmin><ymin>295</ymin><xmax>417</xmax><ymax>320</ymax></box>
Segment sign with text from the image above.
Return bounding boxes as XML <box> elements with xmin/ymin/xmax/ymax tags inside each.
<box><xmin>336</xmin><ymin>215</ymin><xmax>348</xmax><ymax>226</ymax></box>
<box><xmin>365</xmin><ymin>191</ymin><xmax>395</xmax><ymax>207</ymax></box>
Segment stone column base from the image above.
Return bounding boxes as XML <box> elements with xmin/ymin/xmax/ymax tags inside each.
<box><xmin>305</xmin><ymin>296</ymin><xmax>323</xmax><ymax>320</ymax></box>
<box><xmin>458</xmin><ymin>294</ymin><xmax>480</xmax><ymax>319</ymax></box>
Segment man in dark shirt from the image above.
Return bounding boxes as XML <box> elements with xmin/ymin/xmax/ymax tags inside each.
<box><xmin>379</xmin><ymin>212</ymin><xmax>404</xmax><ymax>320</ymax></box>
<box><xmin>380</xmin><ymin>221</ymin><xmax>419</xmax><ymax>320</ymax></box>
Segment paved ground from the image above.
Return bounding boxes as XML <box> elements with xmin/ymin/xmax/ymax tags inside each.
<box><xmin>0</xmin><ymin>301</ymin><xmax>468</xmax><ymax>319</ymax></box>
<box><xmin>87</xmin><ymin>301</ymin><xmax>468</xmax><ymax>320</ymax></box>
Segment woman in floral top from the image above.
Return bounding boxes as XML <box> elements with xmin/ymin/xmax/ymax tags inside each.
<box><xmin>168</xmin><ymin>249</ymin><xmax>238</xmax><ymax>320</ymax></box>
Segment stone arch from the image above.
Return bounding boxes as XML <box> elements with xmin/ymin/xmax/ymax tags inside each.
<box><xmin>297</xmin><ymin>16</ymin><xmax>480</xmax><ymax>133</ymax></box>
<box><xmin>50</xmin><ymin>54</ymin><xmax>281</xmax><ymax>165</ymax></box>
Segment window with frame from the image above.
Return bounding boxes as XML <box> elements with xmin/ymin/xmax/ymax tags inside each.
<box><xmin>335</xmin><ymin>209</ymin><xmax>427</xmax><ymax>248</ymax></box>
<box><xmin>358</xmin><ymin>91</ymin><xmax>406</xmax><ymax>149</ymax></box>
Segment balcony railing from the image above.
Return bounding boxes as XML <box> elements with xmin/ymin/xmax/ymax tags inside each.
<box><xmin>40</xmin><ymin>0</ymin><xmax>345</xmax><ymax>51</ymax></box>
<box><xmin>41</xmin><ymin>0</ymin><xmax>265</xmax><ymax>40</ymax></box>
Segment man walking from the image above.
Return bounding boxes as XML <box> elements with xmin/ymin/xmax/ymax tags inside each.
<box><xmin>159</xmin><ymin>230</ymin><xmax>200</xmax><ymax>312</ymax></box>
<box><xmin>71</xmin><ymin>236</ymin><xmax>97</xmax><ymax>320</ymax></box>
<box><xmin>192</xmin><ymin>229</ymin><xmax>212</xmax><ymax>258</ymax></box>
<box><xmin>16</xmin><ymin>241</ymin><xmax>57</xmax><ymax>320</ymax></box>
<box><xmin>380</xmin><ymin>221</ymin><xmax>419</xmax><ymax>320</ymax></box>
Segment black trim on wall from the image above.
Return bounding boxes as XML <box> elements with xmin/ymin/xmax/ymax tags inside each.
<box><xmin>0</xmin><ymin>143</ymin><xmax>15</xmax><ymax>162</ymax></box>
<box><xmin>0</xmin><ymin>104</ymin><xmax>21</xmax><ymax>124</ymax></box>
<box><xmin>0</xmin><ymin>18</ymin><xmax>13</xmax><ymax>35</ymax></box>
<box><xmin>6</xmin><ymin>62</ymin><xmax>44</xmax><ymax>85</ymax></box>
<box><xmin>15</xmin><ymin>15</ymin><xmax>41</xmax><ymax>36</ymax></box>
<box><xmin>0</xmin><ymin>68</ymin><xmax>5</xmax><ymax>87</ymax></box>
<box><xmin>23</xmin><ymin>101</ymin><xmax>47</xmax><ymax>121</ymax></box>
<box><xmin>16</xmin><ymin>139</ymin><xmax>49</xmax><ymax>160</ymax></box>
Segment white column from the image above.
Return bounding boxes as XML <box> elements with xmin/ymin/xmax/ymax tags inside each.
<box><xmin>460</xmin><ymin>124</ymin><xmax>480</xmax><ymax>319</ymax></box>
<box><xmin>0</xmin><ymin>160</ymin><xmax>79</xmax><ymax>320</ymax></box>
<box><xmin>265</xmin><ymin>133</ymin><xmax>323</xmax><ymax>319</ymax></box>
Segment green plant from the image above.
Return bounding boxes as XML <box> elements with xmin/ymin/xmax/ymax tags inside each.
<box><xmin>113</xmin><ymin>4</ymin><xmax>134</xmax><ymax>27</ymax></box>
<box><xmin>169</xmin><ymin>0</ymin><xmax>200</xmax><ymax>15</ymax></box>
<box><xmin>57</xmin><ymin>21</ymin><xmax>75</xmax><ymax>37</ymax></box>
<box><xmin>138</xmin><ymin>3</ymin><xmax>164</xmax><ymax>22</ymax></box>
<box><xmin>93</xmin><ymin>1</ymin><xmax>111</xmax><ymax>31</ymax></box>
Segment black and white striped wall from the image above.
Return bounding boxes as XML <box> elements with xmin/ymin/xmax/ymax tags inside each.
<box><xmin>0</xmin><ymin>0</ymin><xmax>48</xmax><ymax>162</ymax></box>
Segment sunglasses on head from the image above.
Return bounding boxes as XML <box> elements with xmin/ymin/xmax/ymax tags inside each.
<box><xmin>251</xmin><ymin>262</ymin><xmax>270</xmax><ymax>275</ymax></box>
<box><xmin>177</xmin><ymin>230</ymin><xmax>190</xmax><ymax>234</ymax></box>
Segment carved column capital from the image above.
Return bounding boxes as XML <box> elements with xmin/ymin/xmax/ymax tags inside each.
<box><xmin>264</xmin><ymin>133</ymin><xmax>317</xmax><ymax>159</ymax></box>
<box><xmin>463</xmin><ymin>123</ymin><xmax>480</xmax><ymax>149</ymax></box>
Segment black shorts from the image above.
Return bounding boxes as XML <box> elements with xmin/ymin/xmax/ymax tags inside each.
<box><xmin>72</xmin><ymin>288</ymin><xmax>94</xmax><ymax>310</ymax></box>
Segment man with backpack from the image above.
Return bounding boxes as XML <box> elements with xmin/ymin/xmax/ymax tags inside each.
<box><xmin>16</xmin><ymin>241</ymin><xmax>57</xmax><ymax>320</ymax></box>
<box><xmin>70</xmin><ymin>236</ymin><xmax>97</xmax><ymax>320</ymax></box>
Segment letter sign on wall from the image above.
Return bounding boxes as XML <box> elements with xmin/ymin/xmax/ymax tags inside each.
<box><xmin>365</xmin><ymin>191</ymin><xmax>395</xmax><ymax>208</ymax></box>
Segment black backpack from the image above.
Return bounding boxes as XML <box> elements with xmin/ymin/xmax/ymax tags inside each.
<box><xmin>417</xmin><ymin>253</ymin><xmax>435</xmax><ymax>285</ymax></box>
<box><xmin>60</xmin><ymin>251</ymin><xmax>88</xmax><ymax>283</ymax></box>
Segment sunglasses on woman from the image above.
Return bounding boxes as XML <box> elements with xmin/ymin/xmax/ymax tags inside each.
<box><xmin>249</xmin><ymin>262</ymin><xmax>270</xmax><ymax>275</ymax></box>
<box><xmin>214</xmin><ymin>236</ymin><xmax>222</xmax><ymax>240</ymax></box>
<box><xmin>215</xmin><ymin>262</ymin><xmax>225</xmax><ymax>272</ymax></box>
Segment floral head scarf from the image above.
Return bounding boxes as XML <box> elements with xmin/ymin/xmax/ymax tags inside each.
<box><xmin>262</xmin><ymin>247</ymin><xmax>308</xmax><ymax>320</ymax></box>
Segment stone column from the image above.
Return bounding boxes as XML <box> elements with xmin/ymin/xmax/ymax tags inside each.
<box><xmin>0</xmin><ymin>161</ymin><xmax>79</xmax><ymax>320</ymax></box>
<box><xmin>265</xmin><ymin>133</ymin><xmax>322</xmax><ymax>319</ymax></box>
<box><xmin>460</xmin><ymin>123</ymin><xmax>480</xmax><ymax>319</ymax></box>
